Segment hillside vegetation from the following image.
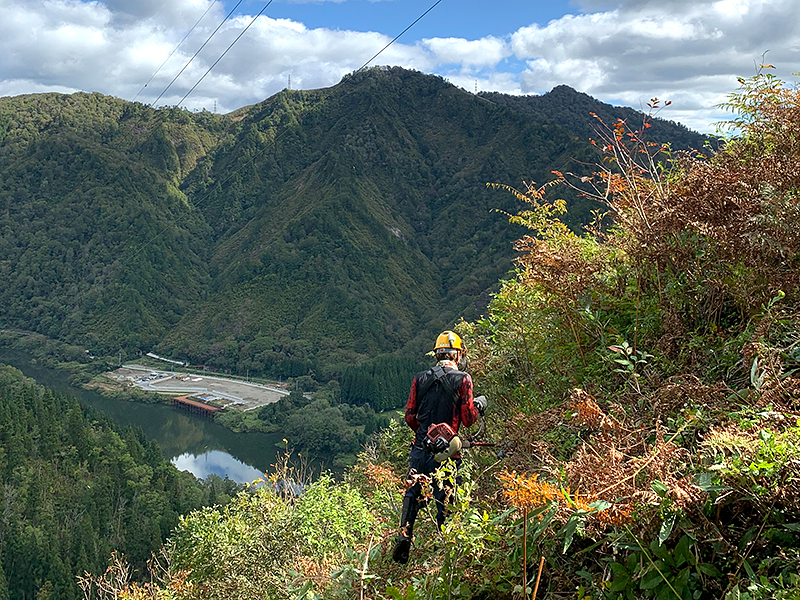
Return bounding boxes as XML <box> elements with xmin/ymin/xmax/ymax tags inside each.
<box><xmin>73</xmin><ymin>73</ymin><xmax>800</xmax><ymax>600</ymax></box>
<box><xmin>0</xmin><ymin>68</ymin><xmax>707</xmax><ymax>391</ymax></box>
<box><xmin>0</xmin><ymin>94</ymin><xmax>222</xmax><ymax>351</ymax></box>
<box><xmin>0</xmin><ymin>365</ymin><xmax>233</xmax><ymax>600</ymax></box>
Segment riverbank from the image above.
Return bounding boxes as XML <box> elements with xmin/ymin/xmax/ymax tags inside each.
<box><xmin>0</xmin><ymin>345</ymin><xmax>293</xmax><ymax>482</ymax></box>
<box><xmin>111</xmin><ymin>364</ymin><xmax>289</xmax><ymax>410</ymax></box>
<box><xmin>0</xmin><ymin>331</ymin><xmax>362</xmax><ymax>470</ymax></box>
<box><xmin>0</xmin><ymin>330</ymin><xmax>289</xmax><ymax>426</ymax></box>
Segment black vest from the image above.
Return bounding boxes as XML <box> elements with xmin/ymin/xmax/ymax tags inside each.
<box><xmin>412</xmin><ymin>365</ymin><xmax>467</xmax><ymax>445</ymax></box>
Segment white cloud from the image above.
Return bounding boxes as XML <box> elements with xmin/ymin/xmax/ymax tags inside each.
<box><xmin>422</xmin><ymin>36</ymin><xmax>510</xmax><ymax>69</ymax></box>
<box><xmin>0</xmin><ymin>1</ymin><xmax>424</xmax><ymax>112</ymax></box>
<box><xmin>0</xmin><ymin>0</ymin><xmax>796</xmax><ymax>131</ymax></box>
<box><xmin>509</xmin><ymin>0</ymin><xmax>800</xmax><ymax>132</ymax></box>
<box><xmin>104</xmin><ymin>0</ymin><xmax>218</xmax><ymax>27</ymax></box>
<box><xmin>445</xmin><ymin>71</ymin><xmax>522</xmax><ymax>95</ymax></box>
<box><xmin>0</xmin><ymin>79</ymin><xmax>80</xmax><ymax>98</ymax></box>
<box><xmin>172</xmin><ymin>450</ymin><xmax>264</xmax><ymax>483</ymax></box>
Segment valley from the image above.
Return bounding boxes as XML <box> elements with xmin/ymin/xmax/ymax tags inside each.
<box><xmin>9</xmin><ymin>67</ymin><xmax>786</xmax><ymax>600</ymax></box>
<box><xmin>0</xmin><ymin>347</ymin><xmax>299</xmax><ymax>482</ymax></box>
<box><xmin>0</xmin><ymin>67</ymin><xmax>708</xmax><ymax>391</ymax></box>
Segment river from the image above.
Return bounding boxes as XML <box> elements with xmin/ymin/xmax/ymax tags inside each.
<box><xmin>0</xmin><ymin>348</ymin><xmax>301</xmax><ymax>484</ymax></box>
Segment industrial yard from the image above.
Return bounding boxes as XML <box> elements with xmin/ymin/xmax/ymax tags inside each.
<box><xmin>108</xmin><ymin>365</ymin><xmax>289</xmax><ymax>411</ymax></box>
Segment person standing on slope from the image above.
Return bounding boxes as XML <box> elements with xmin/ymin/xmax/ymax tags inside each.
<box><xmin>392</xmin><ymin>330</ymin><xmax>486</xmax><ymax>564</ymax></box>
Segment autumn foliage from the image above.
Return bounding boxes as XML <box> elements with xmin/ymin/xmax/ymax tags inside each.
<box><xmin>77</xmin><ymin>71</ymin><xmax>800</xmax><ymax>600</ymax></box>
<box><xmin>462</xmin><ymin>70</ymin><xmax>800</xmax><ymax>598</ymax></box>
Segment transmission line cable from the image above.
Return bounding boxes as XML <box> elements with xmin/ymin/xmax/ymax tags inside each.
<box><xmin>176</xmin><ymin>0</ymin><xmax>274</xmax><ymax>108</ymax></box>
<box><xmin>163</xmin><ymin>0</ymin><xmax>445</xmax><ymax>219</ymax></box>
<box><xmin>133</xmin><ymin>1</ymin><xmax>217</xmax><ymax>102</ymax></box>
<box><xmin>150</xmin><ymin>0</ymin><xmax>245</xmax><ymax>107</ymax></box>
<box><xmin>122</xmin><ymin>0</ymin><xmax>445</xmax><ymax>265</ymax></box>
<box><xmin>355</xmin><ymin>0</ymin><xmax>443</xmax><ymax>73</ymax></box>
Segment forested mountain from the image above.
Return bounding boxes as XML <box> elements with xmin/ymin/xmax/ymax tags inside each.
<box><xmin>480</xmin><ymin>84</ymin><xmax>711</xmax><ymax>151</ymax></box>
<box><xmin>0</xmin><ymin>94</ymin><xmax>223</xmax><ymax>351</ymax></box>
<box><xmin>0</xmin><ymin>67</ymin><xmax>710</xmax><ymax>382</ymax></box>
<box><xmin>0</xmin><ymin>365</ymin><xmax>225</xmax><ymax>599</ymax></box>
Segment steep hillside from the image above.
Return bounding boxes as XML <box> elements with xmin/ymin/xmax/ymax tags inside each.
<box><xmin>0</xmin><ymin>93</ymin><xmax>228</xmax><ymax>351</ymax></box>
<box><xmin>0</xmin><ymin>68</ymin><xmax>710</xmax><ymax>383</ymax></box>
<box><xmin>161</xmin><ymin>68</ymin><xmax>596</xmax><ymax>377</ymax></box>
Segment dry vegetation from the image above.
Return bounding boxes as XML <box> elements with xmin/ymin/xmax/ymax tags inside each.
<box><xmin>78</xmin><ymin>71</ymin><xmax>800</xmax><ymax>600</ymax></box>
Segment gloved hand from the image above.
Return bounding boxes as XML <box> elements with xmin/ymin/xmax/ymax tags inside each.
<box><xmin>473</xmin><ymin>395</ymin><xmax>487</xmax><ymax>415</ymax></box>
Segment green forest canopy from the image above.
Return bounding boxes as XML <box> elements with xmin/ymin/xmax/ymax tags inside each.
<box><xmin>0</xmin><ymin>68</ymin><xmax>710</xmax><ymax>392</ymax></box>
<box><xmin>0</xmin><ymin>364</ymin><xmax>237</xmax><ymax>600</ymax></box>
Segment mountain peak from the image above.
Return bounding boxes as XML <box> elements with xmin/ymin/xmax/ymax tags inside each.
<box><xmin>0</xmin><ymin>69</ymin><xmax>708</xmax><ymax>377</ymax></box>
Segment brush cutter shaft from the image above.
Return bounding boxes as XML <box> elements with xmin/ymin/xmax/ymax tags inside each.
<box><xmin>461</xmin><ymin>440</ymin><xmax>495</xmax><ymax>448</ymax></box>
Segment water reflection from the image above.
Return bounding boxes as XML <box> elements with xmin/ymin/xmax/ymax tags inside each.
<box><xmin>0</xmin><ymin>349</ymin><xmax>297</xmax><ymax>482</ymax></box>
<box><xmin>172</xmin><ymin>450</ymin><xmax>266</xmax><ymax>483</ymax></box>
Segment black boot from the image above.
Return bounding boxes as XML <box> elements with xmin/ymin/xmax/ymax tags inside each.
<box><xmin>392</xmin><ymin>534</ymin><xmax>411</xmax><ymax>564</ymax></box>
<box><xmin>392</xmin><ymin>496</ymin><xmax>416</xmax><ymax>564</ymax></box>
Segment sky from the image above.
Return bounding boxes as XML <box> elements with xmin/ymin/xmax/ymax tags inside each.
<box><xmin>0</xmin><ymin>0</ymin><xmax>798</xmax><ymax>133</ymax></box>
<box><xmin>172</xmin><ymin>450</ymin><xmax>265</xmax><ymax>483</ymax></box>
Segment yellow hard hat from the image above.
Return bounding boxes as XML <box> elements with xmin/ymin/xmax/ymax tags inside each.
<box><xmin>434</xmin><ymin>331</ymin><xmax>463</xmax><ymax>352</ymax></box>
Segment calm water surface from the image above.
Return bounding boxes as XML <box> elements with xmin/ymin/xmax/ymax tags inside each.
<box><xmin>0</xmin><ymin>349</ymin><xmax>292</xmax><ymax>483</ymax></box>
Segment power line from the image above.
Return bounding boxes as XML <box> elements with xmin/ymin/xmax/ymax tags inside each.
<box><xmin>176</xmin><ymin>0</ymin><xmax>274</xmax><ymax>108</ymax></box>
<box><xmin>150</xmin><ymin>0</ymin><xmax>245</xmax><ymax>107</ymax></box>
<box><xmin>133</xmin><ymin>1</ymin><xmax>217</xmax><ymax>102</ymax></box>
<box><xmin>355</xmin><ymin>0</ymin><xmax>443</xmax><ymax>73</ymax></box>
<box><xmin>117</xmin><ymin>0</ymin><xmax>446</xmax><ymax>268</ymax></box>
<box><xmin>170</xmin><ymin>0</ymin><xmax>446</xmax><ymax>214</ymax></box>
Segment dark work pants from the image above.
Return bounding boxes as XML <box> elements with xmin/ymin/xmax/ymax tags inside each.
<box><xmin>400</xmin><ymin>445</ymin><xmax>461</xmax><ymax>538</ymax></box>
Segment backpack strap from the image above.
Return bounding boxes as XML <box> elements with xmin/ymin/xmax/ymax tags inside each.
<box><xmin>416</xmin><ymin>365</ymin><xmax>459</xmax><ymax>404</ymax></box>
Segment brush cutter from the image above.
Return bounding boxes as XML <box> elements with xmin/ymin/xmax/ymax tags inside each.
<box><xmin>423</xmin><ymin>396</ymin><xmax>499</xmax><ymax>462</ymax></box>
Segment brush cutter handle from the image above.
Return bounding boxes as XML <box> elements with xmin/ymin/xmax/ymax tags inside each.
<box><xmin>461</xmin><ymin>439</ymin><xmax>496</xmax><ymax>448</ymax></box>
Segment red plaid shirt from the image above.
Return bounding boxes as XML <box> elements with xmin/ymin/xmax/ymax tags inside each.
<box><xmin>404</xmin><ymin>360</ymin><xmax>478</xmax><ymax>433</ymax></box>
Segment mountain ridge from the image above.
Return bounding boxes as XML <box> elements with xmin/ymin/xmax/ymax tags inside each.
<box><xmin>0</xmin><ymin>67</ymin><xmax>711</xmax><ymax>381</ymax></box>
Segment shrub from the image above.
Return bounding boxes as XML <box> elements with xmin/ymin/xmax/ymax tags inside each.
<box><xmin>166</xmin><ymin>487</ymin><xmax>294</xmax><ymax>600</ymax></box>
<box><xmin>293</xmin><ymin>473</ymin><xmax>374</xmax><ymax>558</ymax></box>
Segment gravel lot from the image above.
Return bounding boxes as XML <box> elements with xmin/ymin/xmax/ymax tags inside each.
<box><xmin>109</xmin><ymin>365</ymin><xmax>289</xmax><ymax>411</ymax></box>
